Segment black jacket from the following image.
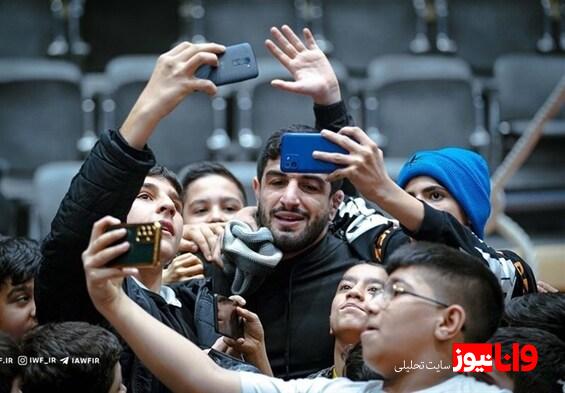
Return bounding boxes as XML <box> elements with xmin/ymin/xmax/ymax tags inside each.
<box><xmin>36</xmin><ymin>130</ymin><xmax>200</xmax><ymax>393</ymax></box>
<box><xmin>246</xmin><ymin>233</ymin><xmax>361</xmax><ymax>379</ymax></box>
<box><xmin>36</xmin><ymin>101</ymin><xmax>356</xmax><ymax>390</ymax></box>
<box><xmin>399</xmin><ymin>202</ymin><xmax>537</xmax><ymax>301</ymax></box>
<box><xmin>325</xmin><ymin>101</ymin><xmax>537</xmax><ymax>301</ymax></box>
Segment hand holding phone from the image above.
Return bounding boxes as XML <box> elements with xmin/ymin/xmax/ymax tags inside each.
<box><xmin>195</xmin><ymin>42</ymin><xmax>259</xmax><ymax>86</ymax></box>
<box><xmin>105</xmin><ymin>222</ymin><xmax>162</xmax><ymax>268</ymax></box>
<box><xmin>280</xmin><ymin>132</ymin><xmax>348</xmax><ymax>174</ymax></box>
<box><xmin>214</xmin><ymin>294</ymin><xmax>244</xmax><ymax>339</ymax></box>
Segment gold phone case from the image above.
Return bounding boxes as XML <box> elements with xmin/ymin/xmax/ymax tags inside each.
<box><xmin>106</xmin><ymin>222</ymin><xmax>162</xmax><ymax>268</ymax></box>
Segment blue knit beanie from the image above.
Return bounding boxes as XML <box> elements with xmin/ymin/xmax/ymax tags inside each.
<box><xmin>397</xmin><ymin>147</ymin><xmax>491</xmax><ymax>238</ymax></box>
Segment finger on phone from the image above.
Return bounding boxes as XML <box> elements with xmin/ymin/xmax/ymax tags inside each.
<box><xmin>229</xmin><ymin>295</ymin><xmax>246</xmax><ymax>307</ymax></box>
<box><xmin>88</xmin><ymin>241</ymin><xmax>130</xmax><ymax>268</ymax></box>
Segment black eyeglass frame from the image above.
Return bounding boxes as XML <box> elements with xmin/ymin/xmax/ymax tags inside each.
<box><xmin>373</xmin><ymin>282</ymin><xmax>450</xmax><ymax>309</ymax></box>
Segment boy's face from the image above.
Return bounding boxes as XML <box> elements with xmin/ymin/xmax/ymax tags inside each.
<box><xmin>0</xmin><ymin>278</ymin><xmax>37</xmax><ymax>339</ymax></box>
<box><xmin>127</xmin><ymin>176</ymin><xmax>184</xmax><ymax>265</ymax></box>
<box><xmin>329</xmin><ymin>264</ymin><xmax>387</xmax><ymax>345</ymax></box>
<box><xmin>404</xmin><ymin>176</ymin><xmax>468</xmax><ymax>227</ymax></box>
<box><xmin>183</xmin><ymin>174</ymin><xmax>245</xmax><ymax>224</ymax></box>
<box><xmin>253</xmin><ymin>158</ymin><xmax>342</xmax><ymax>254</ymax></box>
<box><xmin>361</xmin><ymin>267</ymin><xmax>447</xmax><ymax>377</ymax></box>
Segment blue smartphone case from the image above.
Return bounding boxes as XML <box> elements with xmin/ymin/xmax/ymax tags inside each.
<box><xmin>280</xmin><ymin>132</ymin><xmax>348</xmax><ymax>174</ymax></box>
<box><xmin>195</xmin><ymin>42</ymin><xmax>258</xmax><ymax>86</ymax></box>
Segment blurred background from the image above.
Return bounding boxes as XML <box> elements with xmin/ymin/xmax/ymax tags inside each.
<box><xmin>0</xmin><ymin>0</ymin><xmax>564</xmax><ymax>287</ymax></box>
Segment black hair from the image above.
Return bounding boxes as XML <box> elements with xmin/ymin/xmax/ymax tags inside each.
<box><xmin>503</xmin><ymin>293</ymin><xmax>565</xmax><ymax>342</ymax></box>
<box><xmin>0</xmin><ymin>332</ymin><xmax>20</xmax><ymax>393</ymax></box>
<box><xmin>148</xmin><ymin>165</ymin><xmax>182</xmax><ymax>198</ymax></box>
<box><xmin>0</xmin><ymin>237</ymin><xmax>41</xmax><ymax>290</ymax></box>
<box><xmin>386</xmin><ymin>242</ymin><xmax>504</xmax><ymax>343</ymax></box>
<box><xmin>256</xmin><ymin>126</ymin><xmax>343</xmax><ymax>195</ymax></box>
<box><xmin>485</xmin><ymin>327</ymin><xmax>565</xmax><ymax>393</ymax></box>
<box><xmin>20</xmin><ymin>322</ymin><xmax>122</xmax><ymax>393</ymax></box>
<box><xmin>343</xmin><ymin>342</ymin><xmax>383</xmax><ymax>381</ymax></box>
<box><xmin>178</xmin><ymin>161</ymin><xmax>247</xmax><ymax>205</ymax></box>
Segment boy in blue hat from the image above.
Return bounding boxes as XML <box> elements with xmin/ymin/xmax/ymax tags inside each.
<box><xmin>314</xmin><ymin>127</ymin><xmax>537</xmax><ymax>303</ymax></box>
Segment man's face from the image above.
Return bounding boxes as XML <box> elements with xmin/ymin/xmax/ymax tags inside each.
<box><xmin>127</xmin><ymin>176</ymin><xmax>184</xmax><ymax>265</ymax></box>
<box><xmin>0</xmin><ymin>278</ymin><xmax>37</xmax><ymax>339</ymax></box>
<box><xmin>329</xmin><ymin>264</ymin><xmax>387</xmax><ymax>345</ymax></box>
<box><xmin>253</xmin><ymin>158</ymin><xmax>342</xmax><ymax>254</ymax></box>
<box><xmin>361</xmin><ymin>267</ymin><xmax>446</xmax><ymax>377</ymax></box>
<box><xmin>183</xmin><ymin>174</ymin><xmax>245</xmax><ymax>224</ymax></box>
<box><xmin>404</xmin><ymin>176</ymin><xmax>468</xmax><ymax>227</ymax></box>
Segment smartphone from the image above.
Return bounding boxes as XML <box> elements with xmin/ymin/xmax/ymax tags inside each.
<box><xmin>105</xmin><ymin>222</ymin><xmax>162</xmax><ymax>268</ymax></box>
<box><xmin>195</xmin><ymin>42</ymin><xmax>258</xmax><ymax>86</ymax></box>
<box><xmin>280</xmin><ymin>132</ymin><xmax>348</xmax><ymax>174</ymax></box>
<box><xmin>213</xmin><ymin>294</ymin><xmax>244</xmax><ymax>339</ymax></box>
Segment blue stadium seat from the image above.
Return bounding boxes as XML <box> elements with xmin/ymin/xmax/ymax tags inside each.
<box><xmin>365</xmin><ymin>54</ymin><xmax>486</xmax><ymax>178</ymax></box>
<box><xmin>447</xmin><ymin>0</ymin><xmax>543</xmax><ymax>74</ymax></box>
<box><xmin>0</xmin><ymin>59</ymin><xmax>83</xmax><ymax>176</ymax></box>
<box><xmin>491</xmin><ymin>54</ymin><xmax>565</xmax><ymax>212</ymax></box>
<box><xmin>321</xmin><ymin>0</ymin><xmax>416</xmax><ymax>75</ymax></box>
<box><xmin>29</xmin><ymin>161</ymin><xmax>83</xmax><ymax>241</ymax></box>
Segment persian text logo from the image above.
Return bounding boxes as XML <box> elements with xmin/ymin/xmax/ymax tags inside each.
<box><xmin>453</xmin><ymin>343</ymin><xmax>537</xmax><ymax>373</ymax></box>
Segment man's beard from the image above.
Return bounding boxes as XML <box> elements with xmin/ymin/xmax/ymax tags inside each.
<box><xmin>257</xmin><ymin>201</ymin><xmax>329</xmax><ymax>254</ymax></box>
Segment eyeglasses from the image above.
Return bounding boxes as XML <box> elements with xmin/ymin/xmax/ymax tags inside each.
<box><xmin>371</xmin><ymin>282</ymin><xmax>450</xmax><ymax>310</ymax></box>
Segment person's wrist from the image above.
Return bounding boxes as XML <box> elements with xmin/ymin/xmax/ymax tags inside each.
<box><xmin>119</xmin><ymin>101</ymin><xmax>160</xmax><ymax>149</ymax></box>
<box><xmin>313</xmin><ymin>80</ymin><xmax>341</xmax><ymax>106</ymax></box>
<box><xmin>95</xmin><ymin>289</ymin><xmax>127</xmax><ymax>319</ymax></box>
<box><xmin>366</xmin><ymin>177</ymin><xmax>397</xmax><ymax>205</ymax></box>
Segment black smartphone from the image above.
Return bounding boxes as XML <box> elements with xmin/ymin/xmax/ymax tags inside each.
<box><xmin>195</xmin><ymin>42</ymin><xmax>259</xmax><ymax>86</ymax></box>
<box><xmin>280</xmin><ymin>132</ymin><xmax>348</xmax><ymax>174</ymax></box>
<box><xmin>105</xmin><ymin>222</ymin><xmax>162</xmax><ymax>268</ymax></box>
<box><xmin>213</xmin><ymin>294</ymin><xmax>244</xmax><ymax>339</ymax></box>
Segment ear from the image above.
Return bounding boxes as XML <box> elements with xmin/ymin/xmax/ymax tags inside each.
<box><xmin>329</xmin><ymin>190</ymin><xmax>344</xmax><ymax>220</ymax></box>
<box><xmin>434</xmin><ymin>305</ymin><xmax>465</xmax><ymax>342</ymax></box>
<box><xmin>252</xmin><ymin>177</ymin><xmax>261</xmax><ymax>203</ymax></box>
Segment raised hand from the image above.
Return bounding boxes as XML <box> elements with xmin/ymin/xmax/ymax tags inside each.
<box><xmin>220</xmin><ymin>296</ymin><xmax>273</xmax><ymax>376</ymax></box>
<box><xmin>120</xmin><ymin>41</ymin><xmax>225</xmax><ymax>149</ymax></box>
<box><xmin>266</xmin><ymin>25</ymin><xmax>341</xmax><ymax>106</ymax></box>
<box><xmin>313</xmin><ymin>127</ymin><xmax>392</xmax><ymax>201</ymax></box>
<box><xmin>82</xmin><ymin>216</ymin><xmax>138</xmax><ymax>312</ymax></box>
<box><xmin>180</xmin><ymin>222</ymin><xmax>226</xmax><ymax>261</ymax></box>
<box><xmin>162</xmin><ymin>253</ymin><xmax>204</xmax><ymax>284</ymax></box>
<box><xmin>313</xmin><ymin>127</ymin><xmax>424</xmax><ymax>232</ymax></box>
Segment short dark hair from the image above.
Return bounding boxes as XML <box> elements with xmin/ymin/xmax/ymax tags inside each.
<box><xmin>179</xmin><ymin>161</ymin><xmax>247</xmax><ymax>204</ymax></box>
<box><xmin>148</xmin><ymin>165</ymin><xmax>182</xmax><ymax>198</ymax></box>
<box><xmin>0</xmin><ymin>332</ymin><xmax>20</xmax><ymax>393</ymax></box>
<box><xmin>386</xmin><ymin>242</ymin><xmax>503</xmax><ymax>343</ymax></box>
<box><xmin>0</xmin><ymin>237</ymin><xmax>41</xmax><ymax>289</ymax></box>
<box><xmin>343</xmin><ymin>342</ymin><xmax>382</xmax><ymax>381</ymax></box>
<box><xmin>503</xmin><ymin>293</ymin><xmax>565</xmax><ymax>342</ymax></box>
<box><xmin>20</xmin><ymin>322</ymin><xmax>122</xmax><ymax>393</ymax></box>
<box><xmin>486</xmin><ymin>327</ymin><xmax>565</xmax><ymax>393</ymax></box>
<box><xmin>256</xmin><ymin>126</ymin><xmax>343</xmax><ymax>195</ymax></box>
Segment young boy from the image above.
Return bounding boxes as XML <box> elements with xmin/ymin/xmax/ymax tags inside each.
<box><xmin>20</xmin><ymin>321</ymin><xmax>125</xmax><ymax>392</ymax></box>
<box><xmin>163</xmin><ymin>162</ymin><xmax>248</xmax><ymax>284</ymax></box>
<box><xmin>0</xmin><ymin>237</ymin><xmax>40</xmax><ymax>340</ymax></box>
<box><xmin>82</xmin><ymin>241</ymin><xmax>510</xmax><ymax>393</ymax></box>
<box><xmin>314</xmin><ymin>128</ymin><xmax>537</xmax><ymax>303</ymax></box>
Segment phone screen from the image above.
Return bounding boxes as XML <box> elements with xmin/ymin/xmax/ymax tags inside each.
<box><xmin>214</xmin><ymin>294</ymin><xmax>244</xmax><ymax>339</ymax></box>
